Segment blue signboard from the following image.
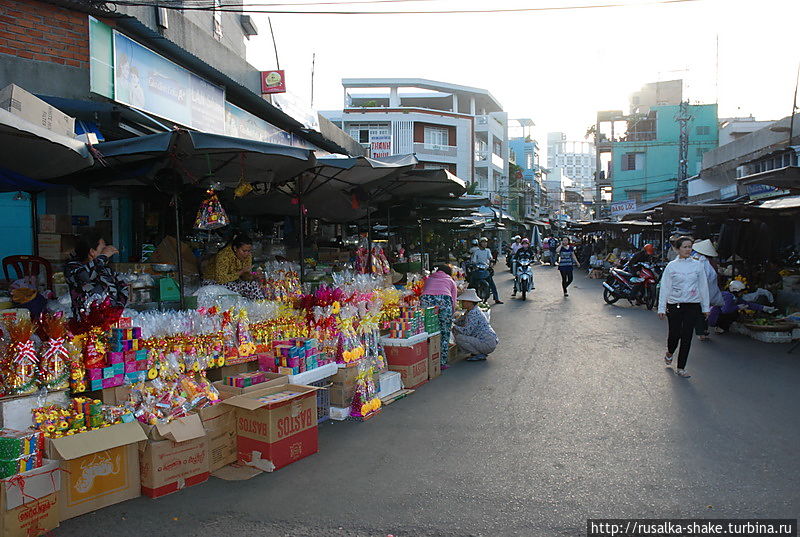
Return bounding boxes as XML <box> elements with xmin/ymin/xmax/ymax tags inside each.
<box><xmin>113</xmin><ymin>31</ymin><xmax>225</xmax><ymax>134</ymax></box>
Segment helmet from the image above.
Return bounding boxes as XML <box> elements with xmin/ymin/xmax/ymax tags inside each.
<box><xmin>521</xmin><ymin>238</ymin><xmax>530</xmax><ymax>244</ymax></box>
<box><xmin>728</xmin><ymin>280</ymin><xmax>746</xmax><ymax>292</ymax></box>
<box><xmin>513</xmin><ymin>235</ymin><xmax>521</xmax><ymax>240</ymax></box>
<box><xmin>644</xmin><ymin>243</ymin><xmax>654</xmax><ymax>255</ymax></box>
<box><xmin>471</xmin><ymin>239</ymin><xmax>478</xmax><ymax>245</ymax></box>
<box><xmin>479</xmin><ymin>237</ymin><xmax>489</xmax><ymax>243</ymax></box>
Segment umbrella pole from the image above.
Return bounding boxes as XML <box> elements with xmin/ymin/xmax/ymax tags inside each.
<box><xmin>367</xmin><ymin>197</ymin><xmax>372</xmax><ymax>273</ymax></box>
<box><xmin>299</xmin><ymin>194</ymin><xmax>305</xmax><ymax>283</ymax></box>
<box><xmin>173</xmin><ymin>192</ymin><xmax>185</xmax><ymax>310</ymax></box>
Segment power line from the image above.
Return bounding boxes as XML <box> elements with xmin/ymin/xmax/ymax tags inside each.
<box><xmin>106</xmin><ymin>0</ymin><xmax>703</xmax><ymax>15</ymax></box>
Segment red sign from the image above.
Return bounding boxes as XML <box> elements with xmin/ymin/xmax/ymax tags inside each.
<box><xmin>261</xmin><ymin>70</ymin><xmax>286</xmax><ymax>94</ymax></box>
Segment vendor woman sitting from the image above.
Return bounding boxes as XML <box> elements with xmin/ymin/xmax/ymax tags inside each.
<box><xmin>452</xmin><ymin>289</ymin><xmax>498</xmax><ymax>362</ymax></box>
<box><xmin>202</xmin><ymin>233</ymin><xmax>265</xmax><ymax>300</ymax></box>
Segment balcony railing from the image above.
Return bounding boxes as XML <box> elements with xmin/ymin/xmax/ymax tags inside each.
<box><xmin>413</xmin><ymin>142</ymin><xmax>458</xmax><ymax>158</ymax></box>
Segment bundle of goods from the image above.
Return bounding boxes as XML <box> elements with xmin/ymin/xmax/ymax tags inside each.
<box><xmin>423</xmin><ymin>306</ymin><xmax>440</xmax><ymax>334</ymax></box>
<box><xmin>383</xmin><ymin>307</ymin><xmax>425</xmax><ymax>339</ymax></box>
<box><xmin>224</xmin><ymin>371</ymin><xmax>269</xmax><ymax>388</ymax></box>
<box><xmin>270</xmin><ymin>337</ymin><xmax>331</xmax><ymax>375</ymax></box>
<box><xmin>128</xmin><ymin>374</ymin><xmax>219</xmax><ymax>425</ymax></box>
<box><xmin>0</xmin><ymin>429</ymin><xmax>43</xmax><ymax>478</ymax></box>
<box><xmin>349</xmin><ymin>364</ymin><xmax>381</xmax><ymax>419</ymax></box>
<box><xmin>32</xmin><ymin>399</ymin><xmax>133</xmax><ymax>438</ymax></box>
<box><xmin>260</xmin><ymin>262</ymin><xmax>302</xmax><ymax>302</ymax></box>
<box><xmin>3</xmin><ymin>318</ymin><xmax>39</xmax><ymax>395</ymax></box>
<box><xmin>84</xmin><ymin>324</ymin><xmax>149</xmax><ymax>390</ymax></box>
<box><xmin>38</xmin><ymin>314</ymin><xmax>71</xmax><ymax>391</ymax></box>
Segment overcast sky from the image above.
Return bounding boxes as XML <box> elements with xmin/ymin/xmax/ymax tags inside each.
<box><xmin>245</xmin><ymin>0</ymin><xmax>800</xmax><ymax>153</ymax></box>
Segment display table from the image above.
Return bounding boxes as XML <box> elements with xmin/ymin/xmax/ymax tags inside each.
<box><xmin>287</xmin><ymin>361</ymin><xmax>339</xmax><ymax>385</ymax></box>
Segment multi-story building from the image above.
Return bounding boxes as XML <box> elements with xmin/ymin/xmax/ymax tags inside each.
<box><xmin>508</xmin><ymin>133</ymin><xmax>543</xmax><ymax>219</ymax></box>
<box><xmin>321</xmin><ymin>78</ymin><xmax>510</xmax><ymax>206</ymax></box>
<box><xmin>629</xmin><ymin>79</ymin><xmax>683</xmax><ymax>114</ymax></box>
<box><xmin>718</xmin><ymin>116</ymin><xmax>777</xmax><ymax>147</ymax></box>
<box><xmin>547</xmin><ymin>132</ymin><xmax>595</xmax><ymax>201</ymax></box>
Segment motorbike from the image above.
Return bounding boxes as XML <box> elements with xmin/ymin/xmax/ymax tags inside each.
<box><xmin>504</xmin><ymin>247</ymin><xmax>514</xmax><ymax>273</ymax></box>
<box><xmin>465</xmin><ymin>262</ymin><xmax>493</xmax><ymax>303</ymax></box>
<box><xmin>514</xmin><ymin>258</ymin><xmax>534</xmax><ymax>300</ymax></box>
<box><xmin>602</xmin><ymin>262</ymin><xmax>659</xmax><ymax>310</ymax></box>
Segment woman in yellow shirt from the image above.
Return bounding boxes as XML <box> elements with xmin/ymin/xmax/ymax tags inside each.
<box><xmin>202</xmin><ymin>233</ymin><xmax>265</xmax><ymax>299</ymax></box>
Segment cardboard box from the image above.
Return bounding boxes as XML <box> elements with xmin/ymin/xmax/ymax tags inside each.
<box><xmin>37</xmin><ymin>234</ymin><xmax>64</xmax><ymax>263</ymax></box>
<box><xmin>428</xmin><ymin>333</ymin><xmax>442</xmax><ymax>380</ymax></box>
<box><xmin>0</xmin><ymin>391</ymin><xmax>69</xmax><ymax>430</ymax></box>
<box><xmin>38</xmin><ymin>214</ymin><xmax>72</xmax><ymax>234</ymax></box>
<box><xmin>328</xmin><ymin>366</ymin><xmax>378</xmax><ymax>408</ymax></box>
<box><xmin>0</xmin><ymin>84</ymin><xmax>75</xmax><ymax>138</ymax></box>
<box><xmin>196</xmin><ymin>405</ymin><xmax>236</xmax><ymax>473</ymax></box>
<box><xmin>388</xmin><ymin>358</ymin><xmax>428</xmax><ymax>390</ymax></box>
<box><xmin>205</xmin><ymin>362</ymin><xmax>259</xmax><ymax>382</ymax></box>
<box><xmin>447</xmin><ymin>342</ymin><xmax>464</xmax><ymax>365</ymax></box>
<box><xmin>0</xmin><ymin>460</ymin><xmax>60</xmax><ymax>537</ymax></box>
<box><xmin>384</xmin><ymin>339</ymin><xmax>428</xmax><ymax>366</ymax></box>
<box><xmin>212</xmin><ymin>373</ymin><xmax>287</xmax><ymax>398</ymax></box>
<box><xmin>139</xmin><ymin>434</ymin><xmax>209</xmax><ymax>499</ymax></box>
<box><xmin>224</xmin><ymin>384</ymin><xmax>319</xmax><ymax>472</ymax></box>
<box><xmin>45</xmin><ymin>421</ymin><xmax>146</xmax><ymax>520</ymax></box>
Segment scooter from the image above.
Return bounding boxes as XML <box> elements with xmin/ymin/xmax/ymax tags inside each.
<box><xmin>602</xmin><ymin>262</ymin><xmax>659</xmax><ymax>310</ymax></box>
<box><xmin>514</xmin><ymin>258</ymin><xmax>534</xmax><ymax>300</ymax></box>
<box><xmin>465</xmin><ymin>262</ymin><xmax>493</xmax><ymax>303</ymax></box>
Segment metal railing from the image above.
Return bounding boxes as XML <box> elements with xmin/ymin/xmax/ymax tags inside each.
<box><xmin>413</xmin><ymin>142</ymin><xmax>458</xmax><ymax>157</ymax></box>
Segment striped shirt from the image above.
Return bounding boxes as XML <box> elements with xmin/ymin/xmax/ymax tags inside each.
<box><xmin>558</xmin><ymin>246</ymin><xmax>575</xmax><ymax>269</ymax></box>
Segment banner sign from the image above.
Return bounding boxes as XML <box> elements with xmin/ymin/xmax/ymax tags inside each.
<box><xmin>610</xmin><ymin>199</ymin><xmax>637</xmax><ymax>215</ymax></box>
<box><xmin>261</xmin><ymin>70</ymin><xmax>286</xmax><ymax>94</ymax></box>
<box><xmin>370</xmin><ymin>133</ymin><xmax>392</xmax><ymax>159</ymax></box>
<box><xmin>113</xmin><ymin>31</ymin><xmax>225</xmax><ymax>134</ymax></box>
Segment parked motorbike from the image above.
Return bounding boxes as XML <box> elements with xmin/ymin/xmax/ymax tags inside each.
<box><xmin>514</xmin><ymin>258</ymin><xmax>534</xmax><ymax>300</ymax></box>
<box><xmin>465</xmin><ymin>262</ymin><xmax>493</xmax><ymax>303</ymax></box>
<box><xmin>602</xmin><ymin>262</ymin><xmax>659</xmax><ymax>310</ymax></box>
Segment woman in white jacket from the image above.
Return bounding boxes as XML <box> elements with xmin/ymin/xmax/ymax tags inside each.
<box><xmin>657</xmin><ymin>236</ymin><xmax>710</xmax><ymax>378</ymax></box>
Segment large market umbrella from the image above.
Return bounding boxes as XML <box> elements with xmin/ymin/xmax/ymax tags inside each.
<box><xmin>0</xmin><ymin>108</ymin><xmax>93</xmax><ymax>180</ymax></box>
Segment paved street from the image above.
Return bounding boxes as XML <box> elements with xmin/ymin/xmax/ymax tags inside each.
<box><xmin>59</xmin><ymin>267</ymin><xmax>800</xmax><ymax>537</ymax></box>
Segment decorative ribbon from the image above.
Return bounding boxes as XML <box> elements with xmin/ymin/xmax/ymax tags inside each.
<box><xmin>42</xmin><ymin>337</ymin><xmax>69</xmax><ymax>363</ymax></box>
<box><xmin>14</xmin><ymin>340</ymin><xmax>38</xmax><ymax>365</ymax></box>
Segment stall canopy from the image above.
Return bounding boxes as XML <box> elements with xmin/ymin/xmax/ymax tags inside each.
<box><xmin>232</xmin><ymin>154</ymin><xmax>419</xmax><ymax>222</ymax></box>
<box><xmin>740</xmin><ymin>166</ymin><xmax>800</xmax><ymax>192</ymax></box>
<box><xmin>0</xmin><ymin>108</ymin><xmax>93</xmax><ymax>183</ymax></box>
<box><xmin>72</xmin><ymin>129</ymin><xmax>316</xmax><ymax>187</ymax></box>
<box><xmin>365</xmin><ymin>168</ymin><xmax>467</xmax><ymax>202</ymax></box>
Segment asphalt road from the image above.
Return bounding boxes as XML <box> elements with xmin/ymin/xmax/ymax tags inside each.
<box><xmin>58</xmin><ymin>267</ymin><xmax>800</xmax><ymax>536</ymax></box>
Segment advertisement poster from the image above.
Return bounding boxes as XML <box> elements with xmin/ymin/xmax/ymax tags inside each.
<box><xmin>261</xmin><ymin>70</ymin><xmax>286</xmax><ymax>94</ymax></box>
<box><xmin>225</xmin><ymin>102</ymin><xmax>291</xmax><ymax>145</ymax></box>
<box><xmin>113</xmin><ymin>31</ymin><xmax>225</xmax><ymax>134</ymax></box>
<box><xmin>610</xmin><ymin>199</ymin><xmax>637</xmax><ymax>215</ymax></box>
<box><xmin>370</xmin><ymin>133</ymin><xmax>392</xmax><ymax>159</ymax></box>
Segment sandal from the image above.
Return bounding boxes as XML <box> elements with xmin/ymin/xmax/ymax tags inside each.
<box><xmin>664</xmin><ymin>353</ymin><xmax>673</xmax><ymax>365</ymax></box>
<box><xmin>698</xmin><ymin>335</ymin><xmax>710</xmax><ymax>341</ymax></box>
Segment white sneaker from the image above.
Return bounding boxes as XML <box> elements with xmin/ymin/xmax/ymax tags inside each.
<box><xmin>676</xmin><ymin>369</ymin><xmax>691</xmax><ymax>378</ymax></box>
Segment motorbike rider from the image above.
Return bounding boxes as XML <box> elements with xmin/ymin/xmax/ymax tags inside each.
<box><xmin>510</xmin><ymin>235</ymin><xmax>523</xmax><ymax>254</ymax></box>
<box><xmin>511</xmin><ymin>238</ymin><xmax>535</xmax><ymax>296</ymax></box>
<box><xmin>470</xmin><ymin>237</ymin><xmax>503</xmax><ymax>304</ymax></box>
<box><xmin>623</xmin><ymin>243</ymin><xmax>655</xmax><ymax>301</ymax></box>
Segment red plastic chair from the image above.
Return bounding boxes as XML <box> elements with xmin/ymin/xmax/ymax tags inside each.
<box><xmin>2</xmin><ymin>255</ymin><xmax>54</xmax><ymax>291</ymax></box>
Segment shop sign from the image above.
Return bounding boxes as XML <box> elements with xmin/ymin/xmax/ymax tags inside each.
<box><xmin>260</xmin><ymin>70</ymin><xmax>286</xmax><ymax>94</ymax></box>
<box><xmin>113</xmin><ymin>31</ymin><xmax>225</xmax><ymax>134</ymax></box>
<box><xmin>746</xmin><ymin>183</ymin><xmax>788</xmax><ymax>200</ymax></box>
<box><xmin>610</xmin><ymin>199</ymin><xmax>636</xmax><ymax>215</ymax></box>
<box><xmin>225</xmin><ymin>102</ymin><xmax>292</xmax><ymax>145</ymax></box>
<box><xmin>370</xmin><ymin>134</ymin><xmax>392</xmax><ymax>159</ymax></box>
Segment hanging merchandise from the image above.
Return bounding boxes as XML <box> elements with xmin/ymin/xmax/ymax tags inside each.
<box><xmin>195</xmin><ymin>189</ymin><xmax>230</xmax><ymax>230</ymax></box>
<box><xmin>38</xmin><ymin>314</ymin><xmax>71</xmax><ymax>391</ymax></box>
<box><xmin>3</xmin><ymin>318</ymin><xmax>39</xmax><ymax>395</ymax></box>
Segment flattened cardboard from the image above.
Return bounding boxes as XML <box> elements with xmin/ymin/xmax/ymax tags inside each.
<box><xmin>148</xmin><ymin>414</ymin><xmax>206</xmax><ymax>443</ymax></box>
<box><xmin>197</xmin><ymin>405</ymin><xmax>236</xmax><ymax>473</ymax></box>
<box><xmin>139</xmin><ymin>436</ymin><xmax>209</xmax><ymax>499</ymax></box>
<box><xmin>46</xmin><ymin>421</ymin><xmax>146</xmax><ymax>461</ymax></box>
<box><xmin>211</xmin><ymin>464</ymin><xmax>262</xmax><ymax>481</ymax></box>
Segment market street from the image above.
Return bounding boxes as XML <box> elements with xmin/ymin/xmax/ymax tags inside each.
<box><xmin>57</xmin><ymin>267</ymin><xmax>800</xmax><ymax>537</ymax></box>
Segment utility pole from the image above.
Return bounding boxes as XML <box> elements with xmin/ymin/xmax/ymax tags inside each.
<box><xmin>594</xmin><ymin>115</ymin><xmax>602</xmax><ymax>219</ymax></box>
<box><xmin>675</xmin><ymin>101</ymin><xmax>692</xmax><ymax>203</ymax></box>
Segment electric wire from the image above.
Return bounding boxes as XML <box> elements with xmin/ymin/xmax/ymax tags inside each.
<box><xmin>105</xmin><ymin>0</ymin><xmax>703</xmax><ymax>15</ymax></box>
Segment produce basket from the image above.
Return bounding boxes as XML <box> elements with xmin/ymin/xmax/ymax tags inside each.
<box><xmin>742</xmin><ymin>321</ymin><xmax>796</xmax><ymax>332</ymax></box>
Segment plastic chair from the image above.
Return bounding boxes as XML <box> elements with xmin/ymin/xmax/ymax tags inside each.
<box><xmin>2</xmin><ymin>255</ymin><xmax>54</xmax><ymax>291</ymax></box>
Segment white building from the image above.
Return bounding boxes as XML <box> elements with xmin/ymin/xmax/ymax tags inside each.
<box><xmin>718</xmin><ymin>116</ymin><xmax>776</xmax><ymax>147</ymax></box>
<box><xmin>321</xmin><ymin>78</ymin><xmax>509</xmax><ymax>206</ymax></box>
<box><xmin>546</xmin><ymin>132</ymin><xmax>596</xmax><ymax>204</ymax></box>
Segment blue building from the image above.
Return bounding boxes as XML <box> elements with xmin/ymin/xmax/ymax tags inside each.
<box><xmin>508</xmin><ymin>137</ymin><xmax>543</xmax><ymax>218</ymax></box>
<box><xmin>610</xmin><ymin>103</ymin><xmax>719</xmax><ymax>203</ymax></box>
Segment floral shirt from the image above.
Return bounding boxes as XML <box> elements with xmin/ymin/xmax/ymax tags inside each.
<box><xmin>453</xmin><ymin>307</ymin><xmax>498</xmax><ymax>345</ymax></box>
<box><xmin>65</xmin><ymin>255</ymin><xmax>128</xmax><ymax>320</ymax></box>
<box><xmin>203</xmin><ymin>245</ymin><xmax>251</xmax><ymax>284</ymax></box>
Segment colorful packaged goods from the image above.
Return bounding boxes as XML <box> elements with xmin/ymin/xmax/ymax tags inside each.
<box><xmin>224</xmin><ymin>371</ymin><xmax>267</xmax><ymax>388</ymax></box>
<box><xmin>31</xmin><ymin>400</ymin><xmax>133</xmax><ymax>439</ymax></box>
<box><xmin>128</xmin><ymin>373</ymin><xmax>220</xmax><ymax>425</ymax></box>
<box><xmin>39</xmin><ymin>314</ymin><xmax>71</xmax><ymax>391</ymax></box>
<box><xmin>271</xmin><ymin>337</ymin><xmax>329</xmax><ymax>374</ymax></box>
<box><xmin>3</xmin><ymin>318</ymin><xmax>39</xmax><ymax>395</ymax></box>
<box><xmin>0</xmin><ymin>429</ymin><xmax>44</xmax><ymax>478</ymax></box>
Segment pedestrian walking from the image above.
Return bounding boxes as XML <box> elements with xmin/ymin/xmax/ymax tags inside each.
<box><xmin>692</xmin><ymin>239</ymin><xmax>723</xmax><ymax>341</ymax></box>
<box><xmin>452</xmin><ymin>289</ymin><xmax>498</xmax><ymax>361</ymax></box>
<box><xmin>420</xmin><ymin>264</ymin><xmax>458</xmax><ymax>368</ymax></box>
<box><xmin>547</xmin><ymin>237</ymin><xmax>559</xmax><ymax>266</ymax></box>
<box><xmin>556</xmin><ymin>237</ymin><xmax>580</xmax><ymax>296</ymax></box>
<box><xmin>657</xmin><ymin>236</ymin><xmax>710</xmax><ymax>378</ymax></box>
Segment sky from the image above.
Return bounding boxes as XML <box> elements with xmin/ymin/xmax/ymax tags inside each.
<box><xmin>243</xmin><ymin>0</ymin><xmax>800</xmax><ymax>155</ymax></box>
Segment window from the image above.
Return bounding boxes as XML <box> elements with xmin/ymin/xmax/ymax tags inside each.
<box><xmin>424</xmin><ymin>126</ymin><xmax>449</xmax><ymax>149</ymax></box>
<box><xmin>621</xmin><ymin>152</ymin><xmax>644</xmax><ymax>171</ymax></box>
<box><xmin>696</xmin><ymin>126</ymin><xmax>710</xmax><ymax>136</ymax></box>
